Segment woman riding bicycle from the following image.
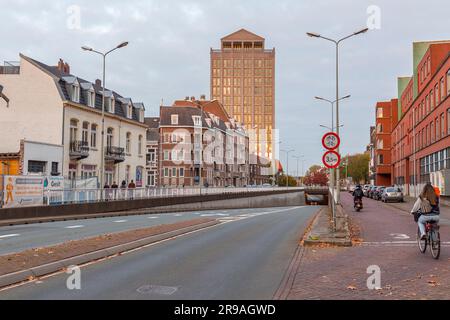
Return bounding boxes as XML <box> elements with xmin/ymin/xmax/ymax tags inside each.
<box><xmin>411</xmin><ymin>183</ymin><xmax>440</xmax><ymax>240</ymax></box>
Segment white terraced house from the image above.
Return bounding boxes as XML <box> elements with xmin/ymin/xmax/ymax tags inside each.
<box><xmin>0</xmin><ymin>54</ymin><xmax>147</xmax><ymax>187</ymax></box>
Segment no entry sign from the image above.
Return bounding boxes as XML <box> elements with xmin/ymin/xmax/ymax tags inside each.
<box><xmin>322</xmin><ymin>132</ymin><xmax>340</xmax><ymax>150</ymax></box>
<box><xmin>322</xmin><ymin>150</ymin><xmax>341</xmax><ymax>169</ymax></box>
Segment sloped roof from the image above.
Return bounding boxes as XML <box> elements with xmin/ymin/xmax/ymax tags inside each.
<box><xmin>221</xmin><ymin>29</ymin><xmax>264</xmax><ymax>42</ymax></box>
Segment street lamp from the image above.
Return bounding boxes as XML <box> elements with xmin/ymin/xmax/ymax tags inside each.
<box><xmin>82</xmin><ymin>41</ymin><xmax>129</xmax><ymax>198</ymax></box>
<box><xmin>315</xmin><ymin>95</ymin><xmax>350</xmax><ymax>132</ymax></box>
<box><xmin>293</xmin><ymin>155</ymin><xmax>304</xmax><ymax>186</ymax></box>
<box><xmin>281</xmin><ymin>149</ymin><xmax>294</xmax><ymax>188</ymax></box>
<box><xmin>319</xmin><ymin>124</ymin><xmax>344</xmax><ymax>131</ymax></box>
<box><xmin>308</xmin><ymin>27</ymin><xmax>368</xmax><ymax>203</ymax></box>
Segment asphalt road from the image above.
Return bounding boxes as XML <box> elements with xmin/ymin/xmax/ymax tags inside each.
<box><xmin>0</xmin><ymin>206</ymin><xmax>317</xmax><ymax>299</ymax></box>
<box><xmin>0</xmin><ymin>207</ymin><xmax>281</xmax><ymax>255</ymax></box>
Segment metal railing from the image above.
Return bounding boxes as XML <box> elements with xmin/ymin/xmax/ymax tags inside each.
<box><xmin>44</xmin><ymin>186</ymin><xmax>304</xmax><ymax>205</ymax></box>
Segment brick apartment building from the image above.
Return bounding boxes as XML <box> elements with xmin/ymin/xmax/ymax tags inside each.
<box><xmin>371</xmin><ymin>41</ymin><xmax>450</xmax><ymax>196</ymax></box>
<box><xmin>373</xmin><ymin>99</ymin><xmax>398</xmax><ymax>186</ymax></box>
<box><xmin>158</xmin><ymin>97</ymin><xmax>249</xmax><ymax>187</ymax></box>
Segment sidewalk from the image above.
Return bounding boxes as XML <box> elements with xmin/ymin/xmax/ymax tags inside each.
<box><xmin>386</xmin><ymin>195</ymin><xmax>450</xmax><ymax>221</ymax></box>
<box><xmin>285</xmin><ymin>192</ymin><xmax>450</xmax><ymax>300</ymax></box>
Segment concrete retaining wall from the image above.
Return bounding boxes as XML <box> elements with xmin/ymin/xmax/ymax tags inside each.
<box><xmin>0</xmin><ymin>190</ymin><xmax>303</xmax><ymax>221</ymax></box>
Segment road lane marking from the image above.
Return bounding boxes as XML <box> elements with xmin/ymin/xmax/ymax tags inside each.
<box><xmin>390</xmin><ymin>233</ymin><xmax>410</xmax><ymax>240</ymax></box>
<box><xmin>147</xmin><ymin>216</ymin><xmax>159</xmax><ymax>219</ymax></box>
<box><xmin>64</xmin><ymin>225</ymin><xmax>84</xmax><ymax>229</ymax></box>
<box><xmin>173</xmin><ymin>214</ymin><xmax>182</xmax><ymax>217</ymax></box>
<box><xmin>113</xmin><ymin>220</ymin><xmax>128</xmax><ymax>223</ymax></box>
<box><xmin>0</xmin><ymin>233</ymin><xmax>20</xmax><ymax>239</ymax></box>
<box><xmin>360</xmin><ymin>241</ymin><xmax>450</xmax><ymax>246</ymax></box>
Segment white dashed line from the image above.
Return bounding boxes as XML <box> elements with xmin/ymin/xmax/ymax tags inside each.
<box><xmin>173</xmin><ymin>214</ymin><xmax>182</xmax><ymax>217</ymax></box>
<box><xmin>147</xmin><ymin>216</ymin><xmax>158</xmax><ymax>219</ymax></box>
<box><xmin>0</xmin><ymin>233</ymin><xmax>20</xmax><ymax>239</ymax></box>
<box><xmin>113</xmin><ymin>220</ymin><xmax>128</xmax><ymax>223</ymax></box>
<box><xmin>64</xmin><ymin>225</ymin><xmax>84</xmax><ymax>229</ymax></box>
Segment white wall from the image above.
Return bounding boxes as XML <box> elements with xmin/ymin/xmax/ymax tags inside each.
<box><xmin>0</xmin><ymin>56</ymin><xmax>63</xmax><ymax>153</ymax></box>
<box><xmin>22</xmin><ymin>140</ymin><xmax>64</xmax><ymax>175</ymax></box>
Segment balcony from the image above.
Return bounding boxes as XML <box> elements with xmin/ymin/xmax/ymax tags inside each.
<box><xmin>105</xmin><ymin>146</ymin><xmax>125</xmax><ymax>163</ymax></box>
<box><xmin>69</xmin><ymin>141</ymin><xmax>89</xmax><ymax>160</ymax></box>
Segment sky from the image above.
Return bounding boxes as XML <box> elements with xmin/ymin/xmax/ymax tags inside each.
<box><xmin>1</xmin><ymin>0</ymin><xmax>449</xmax><ymax>175</ymax></box>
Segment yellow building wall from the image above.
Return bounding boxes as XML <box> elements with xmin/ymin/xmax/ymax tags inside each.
<box><xmin>0</xmin><ymin>159</ymin><xmax>19</xmax><ymax>175</ymax></box>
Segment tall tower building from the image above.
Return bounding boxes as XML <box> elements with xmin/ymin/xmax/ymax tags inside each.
<box><xmin>210</xmin><ymin>29</ymin><xmax>275</xmax><ymax>159</ymax></box>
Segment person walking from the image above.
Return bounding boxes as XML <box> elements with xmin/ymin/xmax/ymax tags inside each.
<box><xmin>111</xmin><ymin>181</ymin><xmax>118</xmax><ymax>199</ymax></box>
<box><xmin>128</xmin><ymin>180</ymin><xmax>136</xmax><ymax>200</ymax></box>
<box><xmin>411</xmin><ymin>183</ymin><xmax>440</xmax><ymax>240</ymax></box>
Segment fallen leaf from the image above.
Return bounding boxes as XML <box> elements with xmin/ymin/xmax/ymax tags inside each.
<box><xmin>347</xmin><ymin>285</ymin><xmax>357</xmax><ymax>290</ymax></box>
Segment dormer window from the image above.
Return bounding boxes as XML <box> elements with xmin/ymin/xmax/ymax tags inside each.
<box><xmin>139</xmin><ymin>109</ymin><xmax>144</xmax><ymax>123</ymax></box>
<box><xmin>110</xmin><ymin>96</ymin><xmax>115</xmax><ymax>113</ymax></box>
<box><xmin>127</xmin><ymin>104</ymin><xmax>133</xmax><ymax>119</ymax></box>
<box><xmin>71</xmin><ymin>84</ymin><xmax>80</xmax><ymax>102</ymax></box>
<box><xmin>171</xmin><ymin>114</ymin><xmax>178</xmax><ymax>125</ymax></box>
<box><xmin>193</xmin><ymin>116</ymin><xmax>201</xmax><ymax>126</ymax></box>
<box><xmin>87</xmin><ymin>90</ymin><xmax>95</xmax><ymax>107</ymax></box>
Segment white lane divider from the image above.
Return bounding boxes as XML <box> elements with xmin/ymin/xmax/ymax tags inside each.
<box><xmin>0</xmin><ymin>233</ymin><xmax>20</xmax><ymax>239</ymax></box>
<box><xmin>173</xmin><ymin>214</ymin><xmax>182</xmax><ymax>217</ymax></box>
<box><xmin>200</xmin><ymin>213</ymin><xmax>230</xmax><ymax>217</ymax></box>
<box><xmin>147</xmin><ymin>216</ymin><xmax>159</xmax><ymax>219</ymax></box>
<box><xmin>218</xmin><ymin>207</ymin><xmax>301</xmax><ymax>223</ymax></box>
<box><xmin>64</xmin><ymin>225</ymin><xmax>84</xmax><ymax>229</ymax></box>
<box><xmin>113</xmin><ymin>220</ymin><xmax>128</xmax><ymax>223</ymax></box>
<box><xmin>390</xmin><ymin>233</ymin><xmax>410</xmax><ymax>240</ymax></box>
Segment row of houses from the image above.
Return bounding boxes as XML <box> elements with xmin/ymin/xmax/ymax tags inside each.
<box><xmin>0</xmin><ymin>54</ymin><xmax>276</xmax><ymax>188</ymax></box>
<box><xmin>369</xmin><ymin>40</ymin><xmax>450</xmax><ymax>197</ymax></box>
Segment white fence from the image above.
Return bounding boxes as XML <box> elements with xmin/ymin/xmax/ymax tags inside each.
<box><xmin>43</xmin><ymin>186</ymin><xmax>304</xmax><ymax>206</ymax></box>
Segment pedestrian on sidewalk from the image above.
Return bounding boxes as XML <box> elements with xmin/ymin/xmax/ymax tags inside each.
<box><xmin>411</xmin><ymin>183</ymin><xmax>440</xmax><ymax>240</ymax></box>
<box><xmin>111</xmin><ymin>181</ymin><xmax>118</xmax><ymax>200</ymax></box>
<box><xmin>128</xmin><ymin>180</ymin><xmax>136</xmax><ymax>200</ymax></box>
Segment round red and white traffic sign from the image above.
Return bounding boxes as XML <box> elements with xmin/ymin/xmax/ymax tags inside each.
<box><xmin>322</xmin><ymin>132</ymin><xmax>340</xmax><ymax>150</ymax></box>
<box><xmin>322</xmin><ymin>150</ymin><xmax>341</xmax><ymax>169</ymax></box>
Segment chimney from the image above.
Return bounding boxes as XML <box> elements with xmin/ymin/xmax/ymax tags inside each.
<box><xmin>95</xmin><ymin>79</ymin><xmax>102</xmax><ymax>88</ymax></box>
<box><xmin>185</xmin><ymin>96</ymin><xmax>189</xmax><ymax>101</ymax></box>
<box><xmin>57</xmin><ymin>59</ymin><xmax>64</xmax><ymax>72</ymax></box>
<box><xmin>200</xmin><ymin>94</ymin><xmax>206</xmax><ymax>101</ymax></box>
<box><xmin>190</xmin><ymin>96</ymin><xmax>195</xmax><ymax>101</ymax></box>
<box><xmin>63</xmin><ymin>62</ymin><xmax>70</xmax><ymax>74</ymax></box>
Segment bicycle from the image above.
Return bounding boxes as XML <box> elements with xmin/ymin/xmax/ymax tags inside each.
<box><xmin>417</xmin><ymin>221</ymin><xmax>440</xmax><ymax>259</ymax></box>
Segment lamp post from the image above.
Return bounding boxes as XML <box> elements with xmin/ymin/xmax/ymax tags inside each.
<box><xmin>293</xmin><ymin>155</ymin><xmax>304</xmax><ymax>186</ymax></box>
<box><xmin>82</xmin><ymin>41</ymin><xmax>129</xmax><ymax>198</ymax></box>
<box><xmin>308</xmin><ymin>27</ymin><xmax>368</xmax><ymax>203</ymax></box>
<box><xmin>281</xmin><ymin>149</ymin><xmax>294</xmax><ymax>188</ymax></box>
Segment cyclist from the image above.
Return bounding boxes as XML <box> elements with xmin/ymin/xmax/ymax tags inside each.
<box><xmin>411</xmin><ymin>183</ymin><xmax>440</xmax><ymax>240</ymax></box>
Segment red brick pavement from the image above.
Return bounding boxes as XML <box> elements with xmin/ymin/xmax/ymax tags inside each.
<box><xmin>286</xmin><ymin>192</ymin><xmax>450</xmax><ymax>300</ymax></box>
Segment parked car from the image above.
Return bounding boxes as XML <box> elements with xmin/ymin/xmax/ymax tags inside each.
<box><xmin>368</xmin><ymin>186</ymin><xmax>377</xmax><ymax>198</ymax></box>
<box><xmin>381</xmin><ymin>187</ymin><xmax>404</xmax><ymax>203</ymax></box>
<box><xmin>373</xmin><ymin>186</ymin><xmax>386</xmax><ymax>200</ymax></box>
<box><xmin>363</xmin><ymin>185</ymin><xmax>372</xmax><ymax>197</ymax></box>
<box><xmin>348</xmin><ymin>185</ymin><xmax>356</xmax><ymax>193</ymax></box>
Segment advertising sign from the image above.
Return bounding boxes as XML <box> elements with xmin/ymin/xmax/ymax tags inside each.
<box><xmin>322</xmin><ymin>151</ymin><xmax>341</xmax><ymax>169</ymax></box>
<box><xmin>322</xmin><ymin>132</ymin><xmax>340</xmax><ymax>151</ymax></box>
<box><xmin>44</xmin><ymin>176</ymin><xmax>64</xmax><ymax>205</ymax></box>
<box><xmin>3</xmin><ymin>175</ymin><xmax>44</xmax><ymax>208</ymax></box>
<box><xmin>136</xmin><ymin>166</ymin><xmax>143</xmax><ymax>187</ymax></box>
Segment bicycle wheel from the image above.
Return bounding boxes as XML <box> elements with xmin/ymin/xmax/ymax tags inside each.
<box><xmin>430</xmin><ymin>230</ymin><xmax>440</xmax><ymax>259</ymax></box>
<box><xmin>417</xmin><ymin>227</ymin><xmax>427</xmax><ymax>253</ymax></box>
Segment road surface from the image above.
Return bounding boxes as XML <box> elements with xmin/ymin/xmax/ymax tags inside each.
<box><xmin>0</xmin><ymin>206</ymin><xmax>317</xmax><ymax>299</ymax></box>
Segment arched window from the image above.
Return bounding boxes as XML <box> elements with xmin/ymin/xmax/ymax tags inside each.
<box><xmin>90</xmin><ymin>124</ymin><xmax>97</xmax><ymax>148</ymax></box>
<box><xmin>69</xmin><ymin>119</ymin><xmax>78</xmax><ymax>143</ymax></box>
<box><xmin>138</xmin><ymin>135</ymin><xmax>143</xmax><ymax>155</ymax></box>
<box><xmin>82</xmin><ymin>121</ymin><xmax>89</xmax><ymax>145</ymax></box>
<box><xmin>126</xmin><ymin>132</ymin><xmax>131</xmax><ymax>153</ymax></box>
<box><xmin>107</xmin><ymin>128</ymin><xmax>114</xmax><ymax>148</ymax></box>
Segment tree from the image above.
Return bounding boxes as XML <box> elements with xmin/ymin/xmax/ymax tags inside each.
<box><xmin>304</xmin><ymin>165</ymin><xmax>328</xmax><ymax>186</ymax></box>
<box><xmin>342</xmin><ymin>153</ymin><xmax>370</xmax><ymax>184</ymax></box>
<box><xmin>277</xmin><ymin>174</ymin><xmax>297</xmax><ymax>187</ymax></box>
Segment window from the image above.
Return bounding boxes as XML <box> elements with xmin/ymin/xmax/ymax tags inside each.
<box><xmin>447</xmin><ymin>69</ymin><xmax>450</xmax><ymax>96</ymax></box>
<box><xmin>71</xmin><ymin>84</ymin><xmax>80</xmax><ymax>102</ymax></box>
<box><xmin>441</xmin><ymin>113</ymin><xmax>445</xmax><ymax>138</ymax></box>
<box><xmin>28</xmin><ymin>160</ymin><xmax>46</xmax><ymax>174</ymax></box>
<box><xmin>147</xmin><ymin>148</ymin><xmax>156</xmax><ymax>163</ymax></box>
<box><xmin>107</xmin><ymin>128</ymin><xmax>113</xmax><ymax>148</ymax></box>
<box><xmin>125</xmin><ymin>165</ymin><xmax>130</xmax><ymax>183</ymax></box>
<box><xmin>163</xmin><ymin>150</ymin><xmax>169</xmax><ymax>160</ymax></box>
<box><xmin>82</xmin><ymin>121</ymin><xmax>89</xmax><ymax>144</ymax></box>
<box><xmin>163</xmin><ymin>168</ymin><xmax>169</xmax><ymax>177</ymax></box>
<box><xmin>172</xmin><ymin>168</ymin><xmax>177</xmax><ymax>177</ymax></box>
<box><xmin>193</xmin><ymin>116</ymin><xmax>201</xmax><ymax>126</ymax></box>
<box><xmin>90</xmin><ymin>124</ymin><xmax>97</xmax><ymax>148</ymax></box>
<box><xmin>110</xmin><ymin>97</ymin><xmax>115</xmax><ymax>113</ymax></box>
<box><xmin>138</xmin><ymin>135</ymin><xmax>143</xmax><ymax>155</ymax></box>
<box><xmin>376</xmin><ymin>108</ymin><xmax>383</xmax><ymax>118</ymax></box>
<box><xmin>171</xmin><ymin>114</ymin><xmax>178</xmax><ymax>125</ymax></box>
<box><xmin>127</xmin><ymin>105</ymin><xmax>133</xmax><ymax>119</ymax></box>
<box><xmin>435</xmin><ymin>84</ymin><xmax>439</xmax><ymax>106</ymax></box>
<box><xmin>87</xmin><ymin>90</ymin><xmax>95</xmax><ymax>107</ymax></box>
<box><xmin>126</xmin><ymin>132</ymin><xmax>131</xmax><ymax>154</ymax></box>
<box><xmin>51</xmin><ymin>162</ymin><xmax>59</xmax><ymax>175</ymax></box>
<box><xmin>448</xmin><ymin>109</ymin><xmax>450</xmax><ymax>135</ymax></box>
<box><xmin>179</xmin><ymin>168</ymin><xmax>184</xmax><ymax>177</ymax></box>
<box><xmin>440</xmin><ymin>78</ymin><xmax>445</xmax><ymax>101</ymax></box>
<box><xmin>69</xmin><ymin>119</ymin><xmax>79</xmax><ymax>144</ymax></box>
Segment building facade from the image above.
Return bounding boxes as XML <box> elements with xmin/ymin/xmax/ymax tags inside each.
<box><xmin>210</xmin><ymin>29</ymin><xmax>275</xmax><ymax>160</ymax></box>
<box><xmin>0</xmin><ymin>54</ymin><xmax>147</xmax><ymax>186</ymax></box>
<box><xmin>145</xmin><ymin>117</ymin><xmax>160</xmax><ymax>187</ymax></box>
<box><xmin>159</xmin><ymin>97</ymin><xmax>249</xmax><ymax>187</ymax></box>
<box><xmin>377</xmin><ymin>41</ymin><xmax>450</xmax><ymax>196</ymax></box>
<box><xmin>373</xmin><ymin>99</ymin><xmax>398</xmax><ymax>186</ymax></box>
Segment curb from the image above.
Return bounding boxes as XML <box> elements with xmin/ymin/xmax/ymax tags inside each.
<box><xmin>0</xmin><ymin>220</ymin><xmax>220</xmax><ymax>289</ymax></box>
